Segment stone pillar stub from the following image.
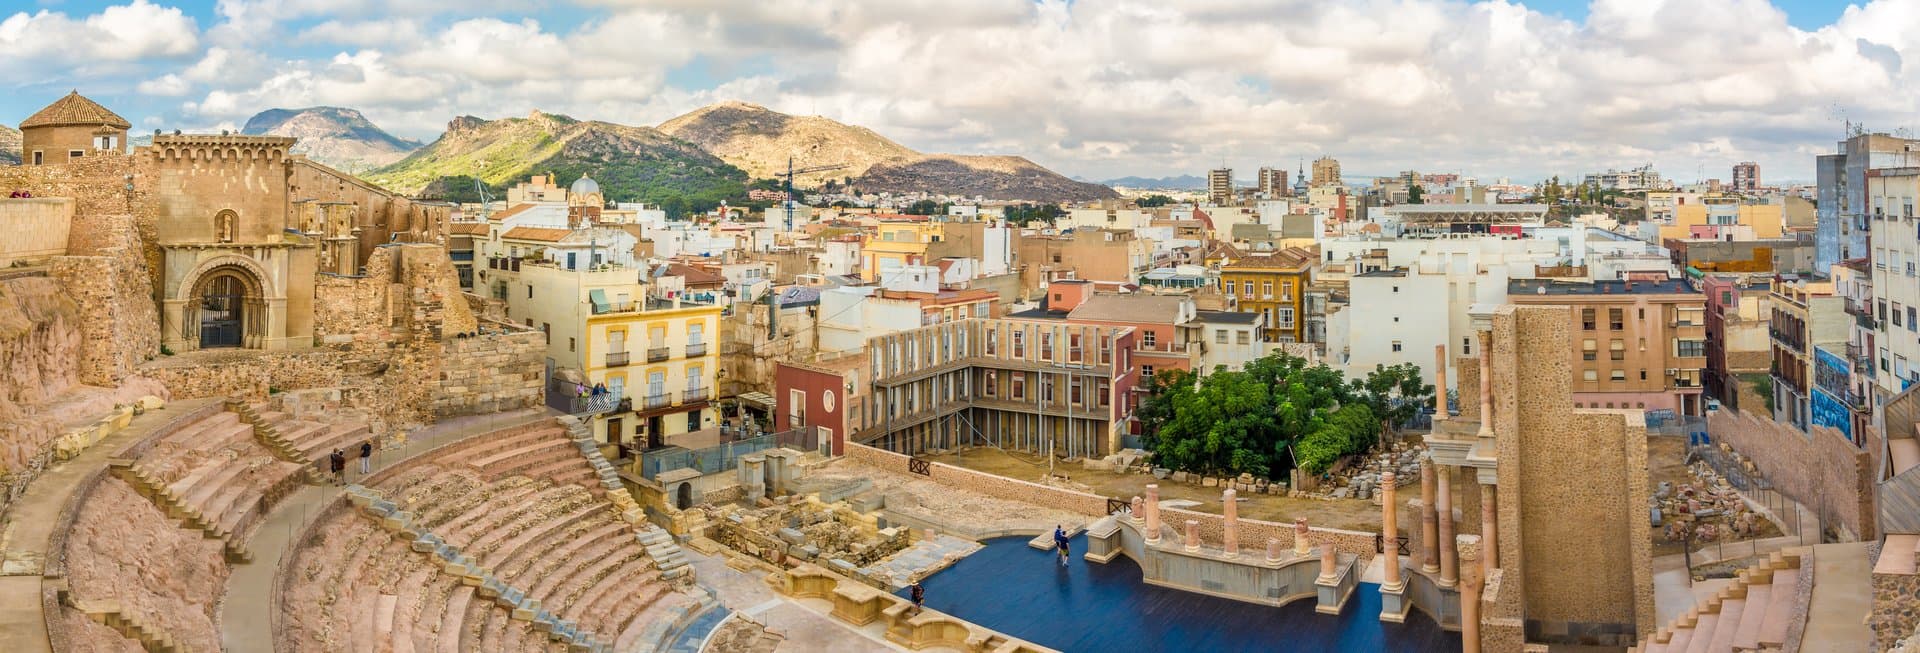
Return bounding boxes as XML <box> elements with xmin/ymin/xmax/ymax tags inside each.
<box><xmin>1221</xmin><ymin>488</ymin><xmax>1238</xmax><ymax>557</ymax></box>
<box><xmin>1144</xmin><ymin>484</ymin><xmax>1161</xmax><ymax>542</ymax></box>
<box><xmin>1183</xmin><ymin>520</ymin><xmax>1200</xmax><ymax>552</ymax></box>
<box><xmin>1292</xmin><ymin>517</ymin><xmax>1312</xmax><ymax>556</ymax></box>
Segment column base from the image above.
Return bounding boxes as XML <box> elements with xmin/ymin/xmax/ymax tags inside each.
<box><xmin>1314</xmin><ymin>575</ymin><xmax>1354</xmax><ymax>615</ymax></box>
<box><xmin>1378</xmin><ymin>581</ymin><xmax>1411</xmax><ymax>623</ymax></box>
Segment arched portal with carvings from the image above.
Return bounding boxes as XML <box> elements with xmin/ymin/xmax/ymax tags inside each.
<box><xmin>179</xmin><ymin>259</ymin><xmax>270</xmax><ymax>349</ymax></box>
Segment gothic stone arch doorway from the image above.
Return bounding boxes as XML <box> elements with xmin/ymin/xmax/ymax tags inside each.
<box><xmin>184</xmin><ymin>263</ymin><xmax>269</xmax><ymax>349</ymax></box>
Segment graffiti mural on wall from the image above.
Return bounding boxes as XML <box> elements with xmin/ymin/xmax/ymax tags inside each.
<box><xmin>1810</xmin><ymin>388</ymin><xmax>1852</xmax><ymax>439</ymax></box>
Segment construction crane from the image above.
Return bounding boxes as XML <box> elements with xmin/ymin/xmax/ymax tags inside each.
<box><xmin>781</xmin><ymin>156</ymin><xmax>848</xmax><ymax>232</ymax></box>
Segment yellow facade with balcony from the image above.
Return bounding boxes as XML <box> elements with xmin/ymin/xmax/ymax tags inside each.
<box><xmin>861</xmin><ymin>221</ymin><xmax>943</xmax><ymax>282</ymax></box>
<box><xmin>1219</xmin><ymin>248</ymin><xmax>1314</xmax><ymax>342</ymax></box>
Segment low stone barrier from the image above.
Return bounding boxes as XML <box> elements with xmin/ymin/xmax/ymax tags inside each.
<box><xmin>772</xmin><ymin>563</ymin><xmax>1055</xmax><ymax>652</ymax></box>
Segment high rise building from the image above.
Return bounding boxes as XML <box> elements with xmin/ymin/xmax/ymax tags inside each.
<box><xmin>1208</xmin><ymin>168</ymin><xmax>1233</xmax><ymax>205</ymax></box>
<box><xmin>1311</xmin><ymin>156</ymin><xmax>1341</xmax><ymax>187</ymax></box>
<box><xmin>1732</xmin><ymin>161</ymin><xmax>1760</xmax><ymax>192</ymax></box>
<box><xmin>1816</xmin><ymin>132</ymin><xmax>1920</xmax><ymax>271</ymax></box>
<box><xmin>1256</xmin><ymin>167</ymin><xmax>1288</xmax><ymax>197</ymax></box>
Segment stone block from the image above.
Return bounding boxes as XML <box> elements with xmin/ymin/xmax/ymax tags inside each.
<box><xmin>1203</xmin><ymin>477</ymin><xmax>1219</xmax><ymax>487</ymax></box>
<box><xmin>1171</xmin><ymin>471</ymin><xmax>1188</xmax><ymax>483</ymax></box>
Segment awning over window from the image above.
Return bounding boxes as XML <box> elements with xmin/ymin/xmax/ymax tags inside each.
<box><xmin>588</xmin><ymin>288</ymin><xmax>609</xmax><ymax>314</ymax></box>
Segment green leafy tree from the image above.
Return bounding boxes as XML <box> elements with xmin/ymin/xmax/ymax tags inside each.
<box><xmin>1351</xmin><ymin>363</ymin><xmax>1435</xmax><ymax>431</ymax></box>
<box><xmin>902</xmin><ymin>199</ymin><xmax>945</xmax><ymax>215</ymax></box>
<box><xmin>1139</xmin><ymin>351</ymin><xmax>1388</xmax><ymax>479</ymax></box>
<box><xmin>1137</xmin><ymin>194</ymin><xmax>1176</xmax><ymax>208</ymax></box>
<box><xmin>1407</xmin><ymin>184</ymin><xmax>1425</xmax><ymax>204</ymax></box>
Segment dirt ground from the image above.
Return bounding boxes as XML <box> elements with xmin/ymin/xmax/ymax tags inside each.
<box><xmin>921</xmin><ymin>447</ymin><xmax>1415</xmax><ymax>534</ymax></box>
<box><xmin>1646</xmin><ymin>436</ymin><xmax>1784</xmax><ymax>558</ymax></box>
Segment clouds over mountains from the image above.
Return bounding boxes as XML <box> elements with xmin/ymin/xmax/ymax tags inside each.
<box><xmin>6</xmin><ymin>0</ymin><xmax>1920</xmax><ymax>182</ymax></box>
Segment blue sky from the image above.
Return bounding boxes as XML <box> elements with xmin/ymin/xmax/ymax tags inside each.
<box><xmin>5</xmin><ymin>0</ymin><xmax>1916</xmax><ymax>183</ymax></box>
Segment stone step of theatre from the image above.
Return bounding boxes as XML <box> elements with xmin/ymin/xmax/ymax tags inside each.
<box><xmin>1637</xmin><ymin>549</ymin><xmax>1808</xmax><ymax>653</ymax></box>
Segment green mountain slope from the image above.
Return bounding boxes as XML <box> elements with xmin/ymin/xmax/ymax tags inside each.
<box><xmin>366</xmin><ymin>111</ymin><xmax>752</xmax><ymax>216</ymax></box>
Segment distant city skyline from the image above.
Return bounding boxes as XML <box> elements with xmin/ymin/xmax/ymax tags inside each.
<box><xmin>3</xmin><ymin>0</ymin><xmax>1914</xmax><ymax>184</ymax></box>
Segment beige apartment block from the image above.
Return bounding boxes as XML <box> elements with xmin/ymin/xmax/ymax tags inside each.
<box><xmin>1509</xmin><ymin>278</ymin><xmax>1708</xmax><ymax>416</ymax></box>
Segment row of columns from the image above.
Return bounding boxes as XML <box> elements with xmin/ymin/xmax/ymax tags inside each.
<box><xmin>1135</xmin><ymin>483</ymin><xmax>1329</xmax><ymax>563</ymax></box>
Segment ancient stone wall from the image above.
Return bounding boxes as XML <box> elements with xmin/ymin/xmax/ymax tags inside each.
<box><xmin>433</xmin><ymin>330</ymin><xmax>544</xmax><ymax>418</ymax></box>
<box><xmin>1873</xmin><ymin>565</ymin><xmax>1920</xmax><ymax>650</ymax></box>
<box><xmin>1709</xmin><ymin>408</ymin><xmax>1876</xmax><ymax>540</ymax></box>
<box><xmin>65</xmin><ymin>477</ymin><xmax>228</xmax><ymax>652</ymax></box>
<box><xmin>844</xmin><ymin>443</ymin><xmax>1377</xmax><ymax>558</ymax></box>
<box><xmin>0</xmin><ymin>197</ymin><xmax>72</xmax><ymax>264</ymax></box>
<box><xmin>289</xmin><ymin>159</ymin><xmax>448</xmax><ymax>261</ymax></box>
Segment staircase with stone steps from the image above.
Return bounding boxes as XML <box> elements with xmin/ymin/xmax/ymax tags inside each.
<box><xmin>70</xmin><ymin>598</ymin><xmax>192</xmax><ymax>653</ymax></box>
<box><xmin>1636</xmin><ymin>549</ymin><xmax>1809</xmax><ymax>653</ymax></box>
<box><xmin>106</xmin><ymin>459</ymin><xmax>251</xmax><ymax>563</ymax></box>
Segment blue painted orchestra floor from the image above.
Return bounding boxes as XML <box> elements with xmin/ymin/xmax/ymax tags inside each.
<box><xmin>895</xmin><ymin>534</ymin><xmax>1459</xmax><ymax>653</ymax></box>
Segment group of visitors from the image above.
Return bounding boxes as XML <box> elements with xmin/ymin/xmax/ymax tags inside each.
<box><xmin>6</xmin><ymin>190</ymin><xmax>32</xmax><ymax>198</ymax></box>
<box><xmin>325</xmin><ymin>440</ymin><xmax>377</xmax><ymax>484</ymax></box>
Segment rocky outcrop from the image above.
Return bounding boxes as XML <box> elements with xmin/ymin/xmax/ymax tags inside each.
<box><xmin>658</xmin><ymin>100</ymin><xmax>1117</xmax><ymax>202</ymax></box>
<box><xmin>242</xmin><ymin>107</ymin><xmax>420</xmax><ymax>171</ymax></box>
<box><xmin>0</xmin><ymin>123</ymin><xmax>20</xmax><ymax>166</ymax></box>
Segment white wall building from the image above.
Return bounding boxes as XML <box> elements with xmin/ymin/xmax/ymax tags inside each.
<box><xmin>1328</xmin><ymin>253</ymin><xmax>1514</xmax><ymax>390</ymax></box>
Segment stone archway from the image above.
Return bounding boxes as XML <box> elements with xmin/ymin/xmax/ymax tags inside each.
<box><xmin>675</xmin><ymin>482</ymin><xmax>693</xmax><ymax>510</ymax></box>
<box><xmin>178</xmin><ymin>258</ymin><xmax>271</xmax><ymax>349</ymax></box>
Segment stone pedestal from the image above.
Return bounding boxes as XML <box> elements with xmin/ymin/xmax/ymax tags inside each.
<box><xmin>1221</xmin><ymin>488</ymin><xmax>1238</xmax><ymax>557</ymax></box>
<box><xmin>1183</xmin><ymin>520</ymin><xmax>1200</xmax><ymax>552</ymax></box>
<box><xmin>1144</xmin><ymin>484</ymin><xmax>1162</xmax><ymax>543</ymax></box>
<box><xmin>1420</xmin><ymin>459</ymin><xmax>1439</xmax><ymax>574</ymax></box>
<box><xmin>1438</xmin><ymin>465</ymin><xmax>1458</xmax><ymax>589</ymax></box>
<box><xmin>1313</xmin><ymin>538</ymin><xmax>1355</xmax><ymax>616</ymax></box>
<box><xmin>1292</xmin><ymin>517</ymin><xmax>1311</xmax><ymax>556</ymax></box>
<box><xmin>1317</xmin><ymin>539</ymin><xmax>1337</xmax><ymax>582</ymax></box>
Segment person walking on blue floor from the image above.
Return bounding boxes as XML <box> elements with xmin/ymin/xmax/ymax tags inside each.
<box><xmin>1054</xmin><ymin>525</ymin><xmax>1070</xmax><ymax>567</ymax></box>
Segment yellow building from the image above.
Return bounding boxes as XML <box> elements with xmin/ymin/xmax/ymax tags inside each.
<box><xmin>860</xmin><ymin>217</ymin><xmax>944</xmax><ymax>282</ymax></box>
<box><xmin>1219</xmin><ymin>247</ymin><xmax>1315</xmax><ymax>342</ymax></box>
<box><xmin>1656</xmin><ymin>196</ymin><xmax>1783</xmax><ymax>241</ymax></box>
<box><xmin>497</xmin><ymin>258</ymin><xmax>722</xmax><ymax>457</ymax></box>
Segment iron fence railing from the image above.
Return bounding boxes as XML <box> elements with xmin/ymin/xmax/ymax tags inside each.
<box><xmin>637</xmin><ymin>428</ymin><xmax>814</xmax><ymax>480</ymax></box>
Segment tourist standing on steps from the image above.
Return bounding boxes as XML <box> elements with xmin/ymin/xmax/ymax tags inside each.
<box><xmin>358</xmin><ymin>440</ymin><xmax>373</xmax><ymax>475</ymax></box>
<box><xmin>329</xmin><ymin>449</ymin><xmax>346</xmax><ymax>485</ymax></box>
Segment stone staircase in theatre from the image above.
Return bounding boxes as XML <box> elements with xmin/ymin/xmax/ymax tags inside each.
<box><xmin>1632</xmin><ymin>549</ymin><xmax>1811</xmax><ymax>653</ymax></box>
<box><xmin>277</xmin><ymin>419</ymin><xmax>700</xmax><ymax>653</ymax></box>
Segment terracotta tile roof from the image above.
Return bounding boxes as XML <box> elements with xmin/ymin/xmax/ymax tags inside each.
<box><xmin>1225</xmin><ymin>245</ymin><xmax>1315</xmax><ymax>270</ymax></box>
<box><xmin>666</xmin><ymin>263</ymin><xmax>726</xmax><ymax>286</ymax></box>
<box><xmin>500</xmin><ymin>226</ymin><xmax>571</xmax><ymax>242</ymax></box>
<box><xmin>447</xmin><ymin>222</ymin><xmax>491</xmax><ymax>235</ymax></box>
<box><xmin>488</xmin><ymin>203</ymin><xmax>537</xmax><ymax>222</ymax></box>
<box><xmin>1067</xmin><ymin>293</ymin><xmax>1187</xmax><ymax>324</ymax></box>
<box><xmin>20</xmin><ymin>91</ymin><xmax>130</xmax><ymax>130</ymax></box>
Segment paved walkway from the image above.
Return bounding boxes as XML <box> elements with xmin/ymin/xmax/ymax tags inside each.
<box><xmin>220</xmin><ymin>408</ymin><xmax>554</xmax><ymax>652</ymax></box>
<box><xmin>0</xmin><ymin>398</ymin><xmax>221</xmax><ymax>653</ymax></box>
<box><xmin>1802</xmin><ymin>542</ymin><xmax>1873</xmax><ymax>651</ymax></box>
<box><xmin>685</xmin><ymin>549</ymin><xmax>900</xmax><ymax>653</ymax></box>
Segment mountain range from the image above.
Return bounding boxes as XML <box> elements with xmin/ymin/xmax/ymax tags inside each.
<box><xmin>242</xmin><ymin>107</ymin><xmax>420</xmax><ymax>171</ymax></box>
<box><xmin>1096</xmin><ymin>174</ymin><xmax>1206</xmax><ymax>190</ymax></box>
<box><xmin>658</xmin><ymin>101</ymin><xmax>1116</xmax><ymax>202</ymax></box>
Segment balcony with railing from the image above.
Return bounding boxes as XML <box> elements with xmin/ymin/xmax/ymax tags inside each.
<box><xmin>683</xmin><ymin>387</ymin><xmax>710</xmax><ymax>404</ymax></box>
<box><xmin>604</xmin><ymin>351</ymin><xmax>630</xmax><ymax>367</ymax></box>
<box><xmin>685</xmin><ymin>342</ymin><xmax>708</xmax><ymax>358</ymax></box>
<box><xmin>648</xmin><ymin>346</ymin><xmax>670</xmax><ymax>363</ymax></box>
<box><xmin>642</xmin><ymin>393</ymin><xmax>672</xmax><ymax>410</ymax></box>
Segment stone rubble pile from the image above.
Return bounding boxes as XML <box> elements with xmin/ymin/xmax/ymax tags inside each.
<box><xmin>1651</xmin><ymin>460</ymin><xmax>1762</xmax><ymax>544</ymax></box>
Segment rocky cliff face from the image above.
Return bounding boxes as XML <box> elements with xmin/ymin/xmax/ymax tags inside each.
<box><xmin>0</xmin><ymin>124</ymin><xmax>19</xmax><ymax>165</ymax></box>
<box><xmin>658</xmin><ymin>101</ymin><xmax>1117</xmax><ymax>202</ymax></box>
<box><xmin>242</xmin><ymin>107</ymin><xmax>420</xmax><ymax>171</ymax></box>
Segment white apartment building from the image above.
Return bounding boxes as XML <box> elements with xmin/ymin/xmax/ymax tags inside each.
<box><xmin>1326</xmin><ymin>253</ymin><xmax>1516</xmax><ymax>391</ymax></box>
<box><xmin>1867</xmin><ymin>168</ymin><xmax>1920</xmax><ymax>395</ymax></box>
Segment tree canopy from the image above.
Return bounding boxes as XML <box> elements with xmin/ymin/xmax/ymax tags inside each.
<box><xmin>1138</xmin><ymin>352</ymin><xmax>1432</xmax><ymax>478</ymax></box>
<box><xmin>1136</xmin><ymin>194</ymin><xmax>1177</xmax><ymax>207</ymax></box>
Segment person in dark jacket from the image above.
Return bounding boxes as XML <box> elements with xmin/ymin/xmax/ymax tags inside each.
<box><xmin>329</xmin><ymin>449</ymin><xmax>347</xmax><ymax>485</ymax></box>
<box><xmin>909</xmin><ymin>581</ymin><xmax>925</xmax><ymax>614</ymax></box>
<box><xmin>358</xmin><ymin>440</ymin><xmax>374</xmax><ymax>475</ymax></box>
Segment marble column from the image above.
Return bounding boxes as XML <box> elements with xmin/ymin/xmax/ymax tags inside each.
<box><xmin>1481</xmin><ymin>483</ymin><xmax>1499</xmax><ymax>575</ymax></box>
<box><xmin>1293</xmin><ymin>517</ymin><xmax>1312</xmax><ymax>556</ymax></box>
<box><xmin>1221</xmin><ymin>488</ymin><xmax>1239</xmax><ymax>557</ymax></box>
<box><xmin>1419</xmin><ymin>459</ymin><xmax>1439</xmax><ymax>574</ymax></box>
<box><xmin>1437</xmin><ymin>465</ymin><xmax>1458</xmax><ymax>588</ymax></box>
<box><xmin>1458</xmin><ymin>534</ymin><xmax>1484</xmax><ymax>653</ymax></box>
<box><xmin>1433</xmin><ymin>344</ymin><xmax>1450</xmax><ymax>420</ymax></box>
<box><xmin>1380</xmin><ymin>471</ymin><xmax>1402</xmax><ymax>590</ymax></box>
<box><xmin>1183</xmin><ymin>520</ymin><xmax>1200</xmax><ymax>552</ymax></box>
<box><xmin>1266</xmin><ymin>538</ymin><xmax>1282</xmax><ymax>563</ymax></box>
<box><xmin>1130</xmin><ymin>496</ymin><xmax>1144</xmax><ymax>524</ymax></box>
<box><xmin>1144</xmin><ymin>484</ymin><xmax>1161</xmax><ymax>543</ymax></box>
